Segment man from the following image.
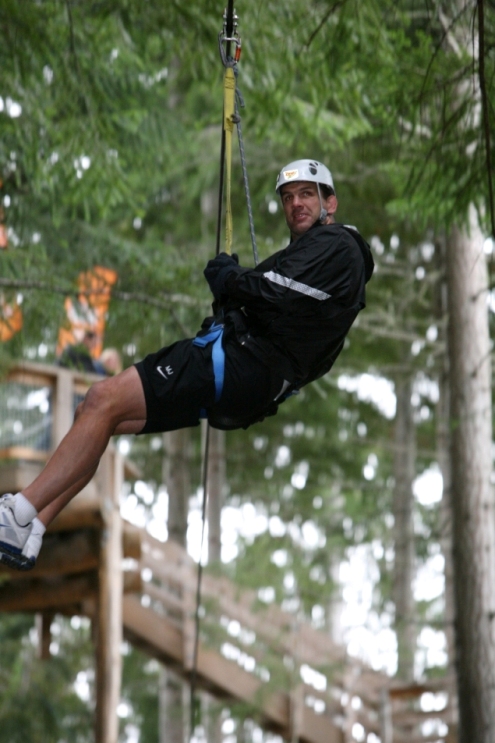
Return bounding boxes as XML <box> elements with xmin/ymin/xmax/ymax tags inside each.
<box><xmin>0</xmin><ymin>159</ymin><xmax>374</xmax><ymax>570</ymax></box>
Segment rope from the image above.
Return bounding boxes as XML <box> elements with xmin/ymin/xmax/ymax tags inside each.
<box><xmin>190</xmin><ymin>6</ymin><xmax>236</xmax><ymax>738</ymax></box>
<box><xmin>215</xmin><ymin>128</ymin><xmax>226</xmax><ymax>257</ymax></box>
<box><xmin>189</xmin><ymin>6</ymin><xmax>259</xmax><ymax>737</ymax></box>
<box><xmin>235</xmin><ymin>87</ymin><xmax>259</xmax><ymax>265</ymax></box>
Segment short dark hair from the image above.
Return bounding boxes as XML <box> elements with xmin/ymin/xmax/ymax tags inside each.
<box><xmin>320</xmin><ymin>184</ymin><xmax>335</xmax><ymax>199</ymax></box>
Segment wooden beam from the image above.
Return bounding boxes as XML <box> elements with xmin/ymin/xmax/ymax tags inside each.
<box><xmin>301</xmin><ymin>705</ymin><xmax>344</xmax><ymax>743</ymax></box>
<box><xmin>123</xmin><ymin>523</ymin><xmax>141</xmax><ymax>560</ymax></box>
<box><xmin>0</xmin><ymin>529</ymin><xmax>140</xmax><ymax>587</ymax></box>
<box><xmin>0</xmin><ymin>447</ymin><xmax>48</xmax><ymax>462</ymax></box>
<box><xmin>124</xmin><ymin>458</ymin><xmax>142</xmax><ymax>480</ymax></box>
<box><xmin>0</xmin><ymin>461</ymin><xmax>44</xmax><ymax>496</ymax></box>
<box><xmin>0</xmin><ymin>530</ymin><xmax>100</xmax><ymax>580</ymax></box>
<box><xmin>122</xmin><ymin>595</ymin><xmax>344</xmax><ymax>743</ymax></box>
<box><xmin>6</xmin><ymin>367</ymin><xmax>56</xmax><ymax>387</ymax></box>
<box><xmin>48</xmin><ymin>492</ymin><xmax>102</xmax><ymax>532</ymax></box>
<box><xmin>0</xmin><ymin>572</ymin><xmax>98</xmax><ymax>612</ymax></box>
<box><xmin>123</xmin><ymin>594</ymin><xmax>183</xmax><ymax>666</ymax></box>
<box><xmin>123</xmin><ymin>570</ymin><xmax>142</xmax><ymax>595</ymax></box>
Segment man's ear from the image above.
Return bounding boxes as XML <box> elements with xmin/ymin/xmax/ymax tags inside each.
<box><xmin>326</xmin><ymin>194</ymin><xmax>338</xmax><ymax>217</ymax></box>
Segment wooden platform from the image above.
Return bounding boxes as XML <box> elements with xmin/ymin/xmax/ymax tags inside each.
<box><xmin>0</xmin><ymin>363</ymin><xmax>457</xmax><ymax>743</ymax></box>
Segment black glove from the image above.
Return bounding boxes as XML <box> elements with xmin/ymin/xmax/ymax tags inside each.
<box><xmin>204</xmin><ymin>252</ymin><xmax>239</xmax><ymax>300</ymax></box>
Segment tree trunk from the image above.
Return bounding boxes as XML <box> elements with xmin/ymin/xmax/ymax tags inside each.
<box><xmin>158</xmin><ymin>429</ymin><xmax>192</xmax><ymax>743</ymax></box>
<box><xmin>207</xmin><ymin>426</ymin><xmax>226</xmax><ymax>565</ymax></box>
<box><xmin>164</xmin><ymin>429</ymin><xmax>191</xmax><ymax>547</ymax></box>
<box><xmin>204</xmin><ymin>695</ymin><xmax>223</xmax><ymax>743</ymax></box>
<box><xmin>447</xmin><ymin>211</ymin><xmax>495</xmax><ymax>742</ymax></box>
<box><xmin>392</xmin><ymin>375</ymin><xmax>416</xmax><ymax>681</ymax></box>
<box><xmin>204</xmin><ymin>425</ymin><xmax>226</xmax><ymax>742</ymax></box>
<box><xmin>434</xmin><ymin>237</ymin><xmax>457</xmax><ymax>673</ymax></box>
<box><xmin>158</xmin><ymin>669</ymin><xmax>186</xmax><ymax>743</ymax></box>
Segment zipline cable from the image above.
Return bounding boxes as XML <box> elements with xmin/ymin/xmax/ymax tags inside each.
<box><xmin>189</xmin><ymin>7</ymin><xmax>258</xmax><ymax>737</ymax></box>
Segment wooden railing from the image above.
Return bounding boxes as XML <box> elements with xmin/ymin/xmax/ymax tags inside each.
<box><xmin>124</xmin><ymin>533</ymin><xmax>457</xmax><ymax>743</ymax></box>
<box><xmin>0</xmin><ymin>362</ymin><xmax>457</xmax><ymax>743</ymax></box>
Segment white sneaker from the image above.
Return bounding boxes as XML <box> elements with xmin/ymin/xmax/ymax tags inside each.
<box><xmin>21</xmin><ymin>518</ymin><xmax>45</xmax><ymax>568</ymax></box>
<box><xmin>0</xmin><ymin>493</ymin><xmax>35</xmax><ymax>571</ymax></box>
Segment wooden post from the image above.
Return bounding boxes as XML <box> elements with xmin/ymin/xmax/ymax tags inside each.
<box><xmin>290</xmin><ymin>684</ymin><xmax>305</xmax><ymax>743</ymax></box>
<box><xmin>342</xmin><ymin>667</ymin><xmax>359</xmax><ymax>743</ymax></box>
<box><xmin>290</xmin><ymin>618</ymin><xmax>303</xmax><ymax>743</ymax></box>
<box><xmin>206</xmin><ymin>427</ymin><xmax>225</xmax><ymax>564</ymax></box>
<box><xmin>94</xmin><ymin>447</ymin><xmax>123</xmax><ymax>743</ymax></box>
<box><xmin>51</xmin><ymin>367</ymin><xmax>75</xmax><ymax>447</ymax></box>
<box><xmin>379</xmin><ymin>688</ymin><xmax>393</xmax><ymax>743</ymax></box>
<box><xmin>182</xmin><ymin>558</ymin><xmax>196</xmax><ymax>673</ymax></box>
<box><xmin>36</xmin><ymin>611</ymin><xmax>55</xmax><ymax>660</ymax></box>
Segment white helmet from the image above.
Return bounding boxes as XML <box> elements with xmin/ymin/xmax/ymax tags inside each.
<box><xmin>275</xmin><ymin>159</ymin><xmax>335</xmax><ymax>194</ymax></box>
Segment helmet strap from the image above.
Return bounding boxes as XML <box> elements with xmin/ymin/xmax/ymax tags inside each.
<box><xmin>316</xmin><ymin>183</ymin><xmax>327</xmax><ymax>221</ymax></box>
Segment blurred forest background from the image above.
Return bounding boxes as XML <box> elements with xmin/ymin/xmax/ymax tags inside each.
<box><xmin>0</xmin><ymin>0</ymin><xmax>494</xmax><ymax>741</ymax></box>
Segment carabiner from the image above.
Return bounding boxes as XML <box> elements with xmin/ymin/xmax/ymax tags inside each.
<box><xmin>218</xmin><ymin>33</ymin><xmax>242</xmax><ymax>68</ymax></box>
<box><xmin>218</xmin><ymin>7</ymin><xmax>242</xmax><ymax>67</ymax></box>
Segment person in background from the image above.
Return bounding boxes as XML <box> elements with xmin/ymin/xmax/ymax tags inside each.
<box><xmin>98</xmin><ymin>348</ymin><xmax>123</xmax><ymax>376</ymax></box>
<box><xmin>57</xmin><ymin>330</ymin><xmax>100</xmax><ymax>374</ymax></box>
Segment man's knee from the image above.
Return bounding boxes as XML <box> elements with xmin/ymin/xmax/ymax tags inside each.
<box><xmin>77</xmin><ymin>379</ymin><xmax>116</xmax><ymax>418</ymax></box>
<box><xmin>75</xmin><ymin>367</ymin><xmax>146</xmax><ymax>425</ymax></box>
<box><xmin>74</xmin><ymin>399</ymin><xmax>85</xmax><ymax>422</ymax></box>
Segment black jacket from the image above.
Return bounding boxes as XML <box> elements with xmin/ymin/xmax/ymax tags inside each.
<box><xmin>219</xmin><ymin>222</ymin><xmax>374</xmax><ymax>388</ymax></box>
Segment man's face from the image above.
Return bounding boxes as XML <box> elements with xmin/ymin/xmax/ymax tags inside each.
<box><xmin>280</xmin><ymin>181</ymin><xmax>337</xmax><ymax>239</ymax></box>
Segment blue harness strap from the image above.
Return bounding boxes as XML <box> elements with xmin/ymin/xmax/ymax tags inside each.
<box><xmin>192</xmin><ymin>322</ymin><xmax>225</xmax><ymax>405</ymax></box>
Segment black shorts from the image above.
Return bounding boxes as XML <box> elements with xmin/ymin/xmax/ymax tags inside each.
<box><xmin>135</xmin><ymin>338</ymin><xmax>286</xmax><ymax>434</ymax></box>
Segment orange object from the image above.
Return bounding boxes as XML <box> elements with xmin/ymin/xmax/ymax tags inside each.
<box><xmin>0</xmin><ymin>298</ymin><xmax>23</xmax><ymax>341</ymax></box>
<box><xmin>57</xmin><ymin>266</ymin><xmax>118</xmax><ymax>358</ymax></box>
<box><xmin>0</xmin><ymin>224</ymin><xmax>8</xmax><ymax>249</ymax></box>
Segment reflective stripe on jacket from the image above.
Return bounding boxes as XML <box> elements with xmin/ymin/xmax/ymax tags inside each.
<box><xmin>217</xmin><ymin>222</ymin><xmax>374</xmax><ymax>387</ymax></box>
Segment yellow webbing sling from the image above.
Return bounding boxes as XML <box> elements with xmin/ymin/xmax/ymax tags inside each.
<box><xmin>222</xmin><ymin>65</ymin><xmax>236</xmax><ymax>256</ymax></box>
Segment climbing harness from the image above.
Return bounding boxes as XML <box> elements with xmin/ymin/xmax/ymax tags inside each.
<box><xmin>190</xmin><ymin>3</ymin><xmax>258</xmax><ymax>419</ymax></box>
<box><xmin>192</xmin><ymin>320</ymin><xmax>225</xmax><ymax>408</ymax></box>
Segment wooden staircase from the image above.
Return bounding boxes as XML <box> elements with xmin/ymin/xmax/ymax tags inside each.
<box><xmin>0</xmin><ymin>363</ymin><xmax>457</xmax><ymax>743</ymax></box>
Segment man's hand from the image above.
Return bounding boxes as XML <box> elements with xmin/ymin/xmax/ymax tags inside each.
<box><xmin>204</xmin><ymin>252</ymin><xmax>239</xmax><ymax>301</ymax></box>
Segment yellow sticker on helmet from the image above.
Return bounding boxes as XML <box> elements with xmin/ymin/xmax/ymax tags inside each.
<box><xmin>283</xmin><ymin>169</ymin><xmax>299</xmax><ymax>180</ymax></box>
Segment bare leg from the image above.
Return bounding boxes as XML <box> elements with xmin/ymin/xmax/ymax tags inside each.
<box><xmin>23</xmin><ymin>366</ymin><xmax>147</xmax><ymax>514</ymax></box>
<box><xmin>36</xmin><ymin>468</ymin><xmax>98</xmax><ymax>526</ymax></box>
<box><xmin>35</xmin><ymin>416</ymin><xmax>146</xmax><ymax>527</ymax></box>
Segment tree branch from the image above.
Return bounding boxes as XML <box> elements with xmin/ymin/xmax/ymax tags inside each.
<box><xmin>304</xmin><ymin>1</ymin><xmax>346</xmax><ymax>49</ymax></box>
<box><xmin>0</xmin><ymin>278</ymin><xmax>208</xmax><ymax>311</ymax></box>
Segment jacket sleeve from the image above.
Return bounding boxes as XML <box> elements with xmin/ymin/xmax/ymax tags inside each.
<box><xmin>224</xmin><ymin>228</ymin><xmax>364</xmax><ymax>314</ymax></box>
